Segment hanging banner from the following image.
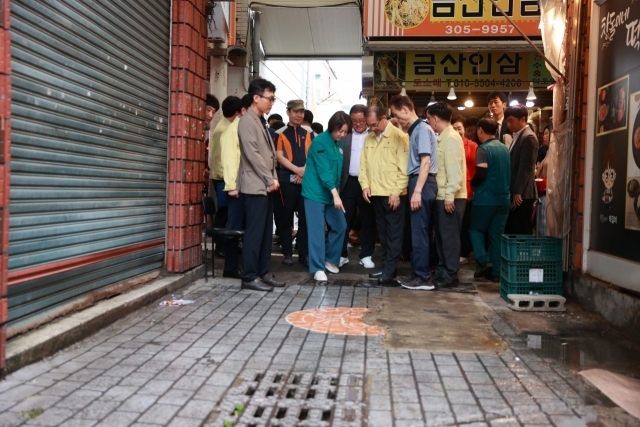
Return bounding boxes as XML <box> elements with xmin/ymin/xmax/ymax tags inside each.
<box><xmin>373</xmin><ymin>51</ymin><xmax>553</xmax><ymax>91</ymax></box>
<box><xmin>364</xmin><ymin>0</ymin><xmax>541</xmax><ymax>37</ymax></box>
<box><xmin>589</xmin><ymin>0</ymin><xmax>640</xmax><ymax>263</ymax></box>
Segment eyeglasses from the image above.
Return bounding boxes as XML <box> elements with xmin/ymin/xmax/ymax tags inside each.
<box><xmin>258</xmin><ymin>94</ymin><xmax>277</xmax><ymax>103</ymax></box>
<box><xmin>366</xmin><ymin>121</ymin><xmax>379</xmax><ymax>129</ymax></box>
<box><xmin>352</xmin><ymin>119</ymin><xmax>366</xmax><ymax>124</ymax></box>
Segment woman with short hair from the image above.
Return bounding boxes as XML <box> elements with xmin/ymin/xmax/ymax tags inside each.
<box><xmin>302</xmin><ymin>111</ymin><xmax>352</xmax><ymax>281</ymax></box>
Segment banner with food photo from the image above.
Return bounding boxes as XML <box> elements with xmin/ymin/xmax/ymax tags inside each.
<box><xmin>626</xmin><ymin>91</ymin><xmax>640</xmax><ymax>230</ymax></box>
<box><xmin>596</xmin><ymin>76</ymin><xmax>629</xmax><ymax>136</ymax></box>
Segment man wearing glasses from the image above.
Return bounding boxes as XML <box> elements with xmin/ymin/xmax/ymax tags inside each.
<box><xmin>338</xmin><ymin>104</ymin><xmax>376</xmax><ymax>269</ymax></box>
<box><xmin>237</xmin><ymin>79</ymin><xmax>285</xmax><ymax>292</ymax></box>
<box><xmin>359</xmin><ymin>105</ymin><xmax>410</xmax><ymax>285</ymax></box>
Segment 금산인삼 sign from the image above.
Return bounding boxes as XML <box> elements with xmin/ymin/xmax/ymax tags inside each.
<box><xmin>372</xmin><ymin>51</ymin><xmax>553</xmax><ymax>92</ymax></box>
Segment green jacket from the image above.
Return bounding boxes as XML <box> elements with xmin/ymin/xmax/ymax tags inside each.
<box><xmin>302</xmin><ymin>130</ymin><xmax>344</xmax><ymax>205</ymax></box>
<box><xmin>473</xmin><ymin>138</ymin><xmax>511</xmax><ymax>206</ymax></box>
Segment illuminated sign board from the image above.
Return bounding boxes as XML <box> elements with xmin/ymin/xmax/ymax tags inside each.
<box><xmin>364</xmin><ymin>0</ymin><xmax>541</xmax><ymax>37</ymax></box>
<box><xmin>373</xmin><ymin>51</ymin><xmax>553</xmax><ymax>91</ymax></box>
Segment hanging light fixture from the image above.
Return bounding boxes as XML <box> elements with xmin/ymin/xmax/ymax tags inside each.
<box><xmin>508</xmin><ymin>92</ymin><xmax>519</xmax><ymax>107</ymax></box>
<box><xmin>457</xmin><ymin>106</ymin><xmax>466</xmax><ymax>110</ymax></box>
<box><xmin>526</xmin><ymin>82</ymin><xmax>536</xmax><ymax>100</ymax></box>
<box><xmin>464</xmin><ymin>92</ymin><xmax>474</xmax><ymax>108</ymax></box>
<box><xmin>447</xmin><ymin>82</ymin><xmax>456</xmax><ymax>100</ymax></box>
<box><xmin>525</xmin><ymin>100</ymin><xmax>534</xmax><ymax>108</ymax></box>
<box><xmin>427</xmin><ymin>92</ymin><xmax>436</xmax><ymax>106</ymax></box>
<box><xmin>400</xmin><ymin>82</ymin><xmax>407</xmax><ymax>97</ymax></box>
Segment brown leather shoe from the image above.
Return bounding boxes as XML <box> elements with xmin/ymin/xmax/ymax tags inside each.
<box><xmin>261</xmin><ymin>274</ymin><xmax>286</xmax><ymax>287</ymax></box>
<box><xmin>241</xmin><ymin>279</ymin><xmax>273</xmax><ymax>292</ymax></box>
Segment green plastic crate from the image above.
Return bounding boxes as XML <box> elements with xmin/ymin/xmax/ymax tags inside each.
<box><xmin>500</xmin><ymin>258</ymin><xmax>563</xmax><ymax>284</ymax></box>
<box><xmin>500</xmin><ymin>280</ymin><xmax>563</xmax><ymax>301</ymax></box>
<box><xmin>501</xmin><ymin>234</ymin><xmax>563</xmax><ymax>262</ymax></box>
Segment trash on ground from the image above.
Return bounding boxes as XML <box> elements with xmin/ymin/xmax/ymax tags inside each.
<box><xmin>159</xmin><ymin>299</ymin><xmax>194</xmax><ymax>306</ymax></box>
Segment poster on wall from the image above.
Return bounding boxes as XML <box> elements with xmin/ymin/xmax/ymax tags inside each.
<box><xmin>596</xmin><ymin>76</ymin><xmax>628</xmax><ymax>136</ymax></box>
<box><xmin>626</xmin><ymin>91</ymin><xmax>640</xmax><ymax>231</ymax></box>
<box><xmin>590</xmin><ymin>0</ymin><xmax>640</xmax><ymax>262</ymax></box>
<box><xmin>373</xmin><ymin>52</ymin><xmax>406</xmax><ymax>91</ymax></box>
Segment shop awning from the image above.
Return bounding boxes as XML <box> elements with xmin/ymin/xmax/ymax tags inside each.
<box><xmin>249</xmin><ymin>1</ymin><xmax>363</xmax><ymax>58</ymax></box>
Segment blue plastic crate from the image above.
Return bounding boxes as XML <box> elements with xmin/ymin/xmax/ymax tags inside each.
<box><xmin>501</xmin><ymin>234</ymin><xmax>563</xmax><ymax>262</ymax></box>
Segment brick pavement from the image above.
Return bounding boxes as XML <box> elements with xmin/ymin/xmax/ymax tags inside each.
<box><xmin>0</xmin><ymin>279</ymin><xmax>610</xmax><ymax>427</ymax></box>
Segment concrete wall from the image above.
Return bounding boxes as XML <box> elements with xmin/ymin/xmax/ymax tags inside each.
<box><xmin>566</xmin><ymin>274</ymin><xmax>640</xmax><ymax>341</ymax></box>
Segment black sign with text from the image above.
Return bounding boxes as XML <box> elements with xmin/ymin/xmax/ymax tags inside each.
<box><xmin>590</xmin><ymin>0</ymin><xmax>640</xmax><ymax>262</ymax></box>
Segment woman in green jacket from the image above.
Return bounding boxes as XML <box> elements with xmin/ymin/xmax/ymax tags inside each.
<box><xmin>302</xmin><ymin>111</ymin><xmax>352</xmax><ymax>281</ymax></box>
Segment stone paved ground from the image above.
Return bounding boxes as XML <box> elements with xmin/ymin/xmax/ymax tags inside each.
<box><xmin>0</xmin><ymin>277</ymin><xmax>626</xmax><ymax>427</ymax></box>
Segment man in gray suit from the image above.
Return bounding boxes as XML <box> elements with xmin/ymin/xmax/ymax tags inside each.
<box><xmin>338</xmin><ymin>104</ymin><xmax>376</xmax><ymax>269</ymax></box>
<box><xmin>237</xmin><ymin>78</ymin><xmax>286</xmax><ymax>292</ymax></box>
<box><xmin>503</xmin><ymin>104</ymin><xmax>539</xmax><ymax>235</ymax></box>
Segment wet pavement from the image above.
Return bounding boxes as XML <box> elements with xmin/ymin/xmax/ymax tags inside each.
<box><xmin>0</xmin><ymin>247</ymin><xmax>638</xmax><ymax>427</ymax></box>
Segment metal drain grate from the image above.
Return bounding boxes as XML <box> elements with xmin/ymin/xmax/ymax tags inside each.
<box><xmin>206</xmin><ymin>370</ymin><xmax>365</xmax><ymax>427</ymax></box>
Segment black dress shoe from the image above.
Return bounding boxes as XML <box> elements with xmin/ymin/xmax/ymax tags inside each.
<box><xmin>378</xmin><ymin>275</ymin><xmax>399</xmax><ymax>287</ymax></box>
<box><xmin>299</xmin><ymin>256</ymin><xmax>309</xmax><ymax>267</ymax></box>
<box><xmin>282</xmin><ymin>257</ymin><xmax>293</xmax><ymax>266</ymax></box>
<box><xmin>261</xmin><ymin>274</ymin><xmax>286</xmax><ymax>287</ymax></box>
<box><xmin>241</xmin><ymin>279</ymin><xmax>273</xmax><ymax>292</ymax></box>
<box><xmin>369</xmin><ymin>269</ymin><xmax>396</xmax><ymax>279</ymax></box>
<box><xmin>223</xmin><ymin>269</ymin><xmax>243</xmax><ymax>279</ymax></box>
<box><xmin>474</xmin><ymin>262</ymin><xmax>492</xmax><ymax>278</ymax></box>
<box><xmin>487</xmin><ymin>275</ymin><xmax>501</xmax><ymax>283</ymax></box>
<box><xmin>434</xmin><ymin>276</ymin><xmax>459</xmax><ymax>288</ymax></box>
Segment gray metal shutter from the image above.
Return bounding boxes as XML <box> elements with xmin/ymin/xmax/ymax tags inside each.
<box><xmin>8</xmin><ymin>0</ymin><xmax>171</xmax><ymax>335</ymax></box>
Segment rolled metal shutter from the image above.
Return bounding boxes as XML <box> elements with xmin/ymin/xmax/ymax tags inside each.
<box><xmin>8</xmin><ymin>0</ymin><xmax>171</xmax><ymax>335</ymax></box>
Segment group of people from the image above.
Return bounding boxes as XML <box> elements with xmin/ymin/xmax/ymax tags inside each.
<box><xmin>206</xmin><ymin>80</ymin><xmax>540</xmax><ymax>292</ymax></box>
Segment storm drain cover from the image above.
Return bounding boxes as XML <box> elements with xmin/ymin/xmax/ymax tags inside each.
<box><xmin>206</xmin><ymin>370</ymin><xmax>366</xmax><ymax>427</ymax></box>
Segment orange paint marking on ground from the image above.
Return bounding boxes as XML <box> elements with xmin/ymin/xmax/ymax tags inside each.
<box><xmin>285</xmin><ymin>308</ymin><xmax>385</xmax><ymax>336</ymax></box>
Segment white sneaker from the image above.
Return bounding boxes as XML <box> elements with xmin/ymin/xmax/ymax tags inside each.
<box><xmin>325</xmin><ymin>262</ymin><xmax>339</xmax><ymax>274</ymax></box>
<box><xmin>359</xmin><ymin>256</ymin><xmax>375</xmax><ymax>269</ymax></box>
<box><xmin>339</xmin><ymin>257</ymin><xmax>349</xmax><ymax>267</ymax></box>
<box><xmin>314</xmin><ymin>271</ymin><xmax>328</xmax><ymax>281</ymax></box>
<box><xmin>459</xmin><ymin>257</ymin><xmax>469</xmax><ymax>265</ymax></box>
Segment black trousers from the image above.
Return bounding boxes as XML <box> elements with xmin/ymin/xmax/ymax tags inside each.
<box><xmin>372</xmin><ymin>196</ymin><xmax>406</xmax><ymax>275</ymax></box>
<box><xmin>505</xmin><ymin>198</ymin><xmax>535</xmax><ymax>235</ymax></box>
<box><xmin>278</xmin><ymin>179</ymin><xmax>308</xmax><ymax>257</ymax></box>
<box><xmin>460</xmin><ymin>199</ymin><xmax>473</xmax><ymax>257</ymax></box>
<box><xmin>242</xmin><ymin>194</ymin><xmax>274</xmax><ymax>282</ymax></box>
<box><xmin>434</xmin><ymin>199</ymin><xmax>467</xmax><ymax>280</ymax></box>
<box><xmin>211</xmin><ymin>179</ymin><xmax>228</xmax><ymax>247</ymax></box>
<box><xmin>340</xmin><ymin>176</ymin><xmax>376</xmax><ymax>259</ymax></box>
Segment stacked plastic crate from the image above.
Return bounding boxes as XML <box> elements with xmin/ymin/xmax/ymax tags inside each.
<box><xmin>500</xmin><ymin>235</ymin><xmax>564</xmax><ymax>302</ymax></box>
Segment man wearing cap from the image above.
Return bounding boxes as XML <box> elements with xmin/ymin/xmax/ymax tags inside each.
<box><xmin>274</xmin><ymin>100</ymin><xmax>312</xmax><ymax>267</ymax></box>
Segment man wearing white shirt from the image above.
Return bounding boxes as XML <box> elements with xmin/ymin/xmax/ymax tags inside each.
<box><xmin>339</xmin><ymin>104</ymin><xmax>376</xmax><ymax>268</ymax></box>
<box><xmin>487</xmin><ymin>91</ymin><xmax>513</xmax><ymax>148</ymax></box>
<box><xmin>504</xmin><ymin>104</ymin><xmax>539</xmax><ymax>234</ymax></box>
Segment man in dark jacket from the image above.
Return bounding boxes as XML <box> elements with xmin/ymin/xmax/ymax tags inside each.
<box><xmin>504</xmin><ymin>104</ymin><xmax>539</xmax><ymax>235</ymax></box>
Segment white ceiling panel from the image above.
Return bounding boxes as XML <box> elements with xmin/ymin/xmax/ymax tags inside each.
<box><xmin>251</xmin><ymin>0</ymin><xmax>359</xmax><ymax>7</ymax></box>
<box><xmin>252</xmin><ymin>5</ymin><xmax>363</xmax><ymax>58</ymax></box>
